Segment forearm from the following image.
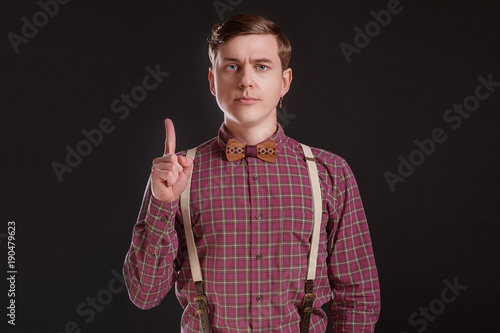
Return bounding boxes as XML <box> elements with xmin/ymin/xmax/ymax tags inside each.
<box><xmin>123</xmin><ymin>179</ymin><xmax>181</xmax><ymax>309</ymax></box>
<box><xmin>329</xmin><ymin>268</ymin><xmax>380</xmax><ymax>332</ymax></box>
<box><xmin>328</xmin><ymin>213</ymin><xmax>380</xmax><ymax>332</ymax></box>
<box><xmin>329</xmin><ymin>235</ymin><xmax>380</xmax><ymax>332</ymax></box>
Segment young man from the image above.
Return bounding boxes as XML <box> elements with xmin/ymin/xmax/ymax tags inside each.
<box><xmin>123</xmin><ymin>14</ymin><xmax>380</xmax><ymax>332</ymax></box>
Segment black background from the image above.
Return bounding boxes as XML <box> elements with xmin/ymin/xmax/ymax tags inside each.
<box><xmin>2</xmin><ymin>0</ymin><xmax>500</xmax><ymax>332</ymax></box>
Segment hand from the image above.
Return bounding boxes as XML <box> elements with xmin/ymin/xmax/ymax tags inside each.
<box><xmin>151</xmin><ymin>119</ymin><xmax>193</xmax><ymax>203</ymax></box>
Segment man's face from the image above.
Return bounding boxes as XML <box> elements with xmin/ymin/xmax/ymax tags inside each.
<box><xmin>209</xmin><ymin>34</ymin><xmax>292</xmax><ymax>129</ymax></box>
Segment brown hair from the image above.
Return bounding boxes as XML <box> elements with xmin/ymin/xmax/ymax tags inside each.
<box><xmin>207</xmin><ymin>13</ymin><xmax>292</xmax><ymax>71</ymax></box>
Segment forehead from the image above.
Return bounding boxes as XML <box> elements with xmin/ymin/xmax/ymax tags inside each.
<box><xmin>216</xmin><ymin>34</ymin><xmax>279</xmax><ymax>62</ymax></box>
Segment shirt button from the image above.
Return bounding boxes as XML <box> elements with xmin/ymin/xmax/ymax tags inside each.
<box><xmin>256</xmin><ymin>295</ymin><xmax>263</xmax><ymax>301</ymax></box>
<box><xmin>253</xmin><ymin>175</ymin><xmax>259</xmax><ymax>181</ymax></box>
<box><xmin>160</xmin><ymin>216</ymin><xmax>168</xmax><ymax>222</ymax></box>
<box><xmin>256</xmin><ymin>254</ymin><xmax>262</xmax><ymax>260</ymax></box>
<box><xmin>256</xmin><ymin>214</ymin><xmax>261</xmax><ymax>220</ymax></box>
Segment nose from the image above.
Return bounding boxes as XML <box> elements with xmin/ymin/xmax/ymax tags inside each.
<box><xmin>238</xmin><ymin>66</ymin><xmax>254</xmax><ymax>89</ymax></box>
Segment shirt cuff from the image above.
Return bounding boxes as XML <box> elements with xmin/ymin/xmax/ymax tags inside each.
<box><xmin>144</xmin><ymin>195</ymin><xmax>180</xmax><ymax>254</ymax></box>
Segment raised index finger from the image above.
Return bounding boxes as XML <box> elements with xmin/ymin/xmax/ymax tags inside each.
<box><xmin>164</xmin><ymin>118</ymin><xmax>176</xmax><ymax>155</ymax></box>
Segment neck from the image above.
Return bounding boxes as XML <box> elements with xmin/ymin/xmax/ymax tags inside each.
<box><xmin>224</xmin><ymin>118</ymin><xmax>278</xmax><ymax>145</ymax></box>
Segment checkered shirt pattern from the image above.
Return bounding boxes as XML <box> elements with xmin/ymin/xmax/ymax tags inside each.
<box><xmin>123</xmin><ymin>123</ymin><xmax>380</xmax><ymax>332</ymax></box>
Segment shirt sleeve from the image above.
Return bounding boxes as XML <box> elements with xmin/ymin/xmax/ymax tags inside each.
<box><xmin>327</xmin><ymin>159</ymin><xmax>381</xmax><ymax>332</ymax></box>
<box><xmin>123</xmin><ymin>176</ymin><xmax>182</xmax><ymax>309</ymax></box>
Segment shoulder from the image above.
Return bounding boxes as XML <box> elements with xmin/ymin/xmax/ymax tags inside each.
<box><xmin>176</xmin><ymin>137</ymin><xmax>218</xmax><ymax>159</ymax></box>
<box><xmin>285</xmin><ymin>136</ymin><xmax>350</xmax><ymax>173</ymax></box>
<box><xmin>285</xmin><ymin>136</ymin><xmax>361</xmax><ymax>195</ymax></box>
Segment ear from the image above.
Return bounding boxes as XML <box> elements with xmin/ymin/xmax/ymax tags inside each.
<box><xmin>280</xmin><ymin>67</ymin><xmax>292</xmax><ymax>97</ymax></box>
<box><xmin>208</xmin><ymin>67</ymin><xmax>216</xmax><ymax>96</ymax></box>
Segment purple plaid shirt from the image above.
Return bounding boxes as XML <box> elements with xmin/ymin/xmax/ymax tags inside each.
<box><xmin>123</xmin><ymin>123</ymin><xmax>380</xmax><ymax>332</ymax></box>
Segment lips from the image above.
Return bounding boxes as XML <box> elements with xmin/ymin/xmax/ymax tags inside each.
<box><xmin>235</xmin><ymin>96</ymin><xmax>259</xmax><ymax>105</ymax></box>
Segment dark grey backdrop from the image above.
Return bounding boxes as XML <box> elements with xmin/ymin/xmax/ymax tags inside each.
<box><xmin>2</xmin><ymin>0</ymin><xmax>499</xmax><ymax>332</ymax></box>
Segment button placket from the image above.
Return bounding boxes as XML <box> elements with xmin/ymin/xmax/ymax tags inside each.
<box><xmin>248</xmin><ymin>158</ymin><xmax>261</xmax><ymax>316</ymax></box>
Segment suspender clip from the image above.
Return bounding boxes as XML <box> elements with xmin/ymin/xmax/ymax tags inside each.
<box><xmin>194</xmin><ymin>295</ymin><xmax>208</xmax><ymax>314</ymax></box>
<box><xmin>302</xmin><ymin>292</ymin><xmax>315</xmax><ymax>312</ymax></box>
<box><xmin>302</xmin><ymin>292</ymin><xmax>315</xmax><ymax>305</ymax></box>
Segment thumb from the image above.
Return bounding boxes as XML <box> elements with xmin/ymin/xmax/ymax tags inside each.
<box><xmin>178</xmin><ymin>155</ymin><xmax>193</xmax><ymax>170</ymax></box>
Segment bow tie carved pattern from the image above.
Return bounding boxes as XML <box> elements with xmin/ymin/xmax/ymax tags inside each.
<box><xmin>225</xmin><ymin>139</ymin><xmax>277</xmax><ymax>163</ymax></box>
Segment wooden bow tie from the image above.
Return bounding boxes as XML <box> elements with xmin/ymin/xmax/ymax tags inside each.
<box><xmin>225</xmin><ymin>139</ymin><xmax>277</xmax><ymax>163</ymax></box>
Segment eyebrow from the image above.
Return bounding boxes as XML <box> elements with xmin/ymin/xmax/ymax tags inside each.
<box><xmin>221</xmin><ymin>57</ymin><xmax>274</xmax><ymax>64</ymax></box>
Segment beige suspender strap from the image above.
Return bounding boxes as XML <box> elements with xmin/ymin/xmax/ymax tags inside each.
<box><xmin>180</xmin><ymin>147</ymin><xmax>211</xmax><ymax>333</ymax></box>
<box><xmin>300</xmin><ymin>143</ymin><xmax>323</xmax><ymax>333</ymax></box>
<box><xmin>181</xmin><ymin>147</ymin><xmax>202</xmax><ymax>282</ymax></box>
<box><xmin>301</xmin><ymin>144</ymin><xmax>323</xmax><ymax>281</ymax></box>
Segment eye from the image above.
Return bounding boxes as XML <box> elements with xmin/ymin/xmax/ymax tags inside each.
<box><xmin>226</xmin><ymin>64</ymin><xmax>238</xmax><ymax>71</ymax></box>
<box><xmin>257</xmin><ymin>65</ymin><xmax>268</xmax><ymax>71</ymax></box>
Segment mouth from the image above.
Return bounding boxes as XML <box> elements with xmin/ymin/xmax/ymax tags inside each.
<box><xmin>235</xmin><ymin>96</ymin><xmax>259</xmax><ymax>105</ymax></box>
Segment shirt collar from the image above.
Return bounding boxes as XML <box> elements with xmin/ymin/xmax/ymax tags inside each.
<box><xmin>217</xmin><ymin>122</ymin><xmax>287</xmax><ymax>163</ymax></box>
